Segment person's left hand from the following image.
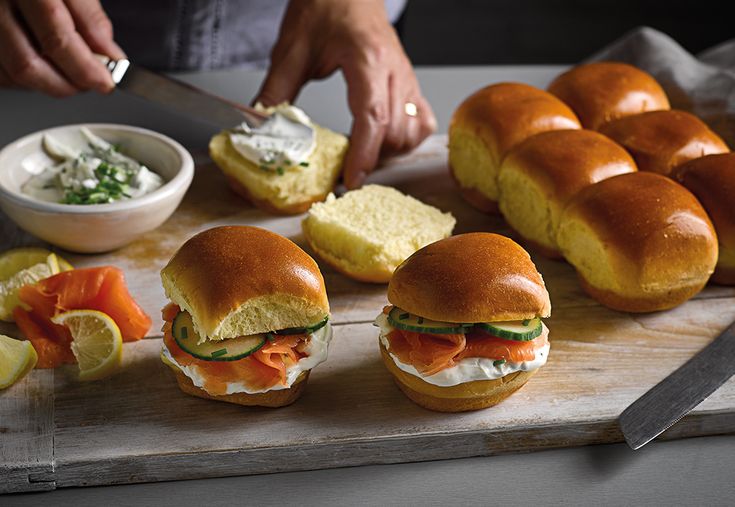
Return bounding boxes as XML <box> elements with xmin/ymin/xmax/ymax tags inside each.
<box><xmin>255</xmin><ymin>0</ymin><xmax>436</xmax><ymax>189</ymax></box>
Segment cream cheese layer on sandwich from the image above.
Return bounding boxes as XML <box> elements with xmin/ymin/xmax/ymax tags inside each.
<box><xmin>162</xmin><ymin>322</ymin><xmax>332</xmax><ymax>395</ymax></box>
<box><xmin>375</xmin><ymin>313</ymin><xmax>549</xmax><ymax>387</ymax></box>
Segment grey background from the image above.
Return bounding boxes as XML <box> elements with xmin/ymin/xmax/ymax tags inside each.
<box><xmin>2</xmin><ymin>65</ymin><xmax>735</xmax><ymax>505</ymax></box>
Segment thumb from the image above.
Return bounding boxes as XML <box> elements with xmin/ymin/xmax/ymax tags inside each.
<box><xmin>254</xmin><ymin>45</ymin><xmax>310</xmax><ymax>107</ymax></box>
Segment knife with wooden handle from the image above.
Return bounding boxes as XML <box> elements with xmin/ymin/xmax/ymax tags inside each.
<box><xmin>619</xmin><ymin>320</ymin><xmax>735</xmax><ymax>449</ymax></box>
<box><xmin>98</xmin><ymin>56</ymin><xmax>268</xmax><ymax>129</ymax></box>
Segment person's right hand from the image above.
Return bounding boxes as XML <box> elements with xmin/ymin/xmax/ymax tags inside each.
<box><xmin>0</xmin><ymin>0</ymin><xmax>125</xmax><ymax>97</ymax></box>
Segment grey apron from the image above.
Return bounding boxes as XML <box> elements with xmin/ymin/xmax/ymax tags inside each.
<box><xmin>103</xmin><ymin>0</ymin><xmax>407</xmax><ymax>71</ymax></box>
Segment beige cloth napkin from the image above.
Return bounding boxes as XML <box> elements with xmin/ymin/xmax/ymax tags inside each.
<box><xmin>588</xmin><ymin>26</ymin><xmax>735</xmax><ymax>147</ymax></box>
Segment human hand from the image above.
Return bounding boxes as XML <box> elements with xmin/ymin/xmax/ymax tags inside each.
<box><xmin>0</xmin><ymin>0</ymin><xmax>125</xmax><ymax>97</ymax></box>
<box><xmin>256</xmin><ymin>0</ymin><xmax>436</xmax><ymax>189</ymax></box>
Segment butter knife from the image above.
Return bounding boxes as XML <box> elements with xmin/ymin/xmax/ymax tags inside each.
<box><xmin>619</xmin><ymin>320</ymin><xmax>735</xmax><ymax>449</ymax></box>
<box><xmin>99</xmin><ymin>56</ymin><xmax>267</xmax><ymax>129</ymax></box>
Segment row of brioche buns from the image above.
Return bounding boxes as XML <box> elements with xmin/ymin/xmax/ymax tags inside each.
<box><xmin>449</xmin><ymin>61</ymin><xmax>733</xmax><ymax>312</ymax></box>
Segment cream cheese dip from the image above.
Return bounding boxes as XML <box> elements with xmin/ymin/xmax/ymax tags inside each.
<box><xmin>22</xmin><ymin>127</ymin><xmax>163</xmax><ymax>205</ymax></box>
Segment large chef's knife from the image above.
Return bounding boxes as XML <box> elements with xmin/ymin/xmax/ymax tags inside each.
<box><xmin>99</xmin><ymin>57</ymin><xmax>267</xmax><ymax>128</ymax></box>
<box><xmin>619</xmin><ymin>320</ymin><xmax>735</xmax><ymax>449</ymax></box>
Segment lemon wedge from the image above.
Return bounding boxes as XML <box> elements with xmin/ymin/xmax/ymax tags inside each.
<box><xmin>51</xmin><ymin>310</ymin><xmax>123</xmax><ymax>381</ymax></box>
<box><xmin>0</xmin><ymin>247</ymin><xmax>73</xmax><ymax>321</ymax></box>
<box><xmin>0</xmin><ymin>334</ymin><xmax>38</xmax><ymax>389</ymax></box>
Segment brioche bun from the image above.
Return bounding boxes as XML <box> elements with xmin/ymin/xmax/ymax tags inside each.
<box><xmin>302</xmin><ymin>185</ymin><xmax>455</xmax><ymax>283</ymax></box>
<box><xmin>161</xmin><ymin>226</ymin><xmax>329</xmax><ymax>341</ymax></box>
<box><xmin>599</xmin><ymin>110</ymin><xmax>729</xmax><ymax>176</ymax></box>
<box><xmin>171</xmin><ymin>366</ymin><xmax>309</xmax><ymax>408</ymax></box>
<box><xmin>448</xmin><ymin>82</ymin><xmax>581</xmax><ymax>212</ymax></box>
<box><xmin>388</xmin><ymin>232</ymin><xmax>551</xmax><ymax>322</ymax></box>
<box><xmin>379</xmin><ymin>343</ymin><xmax>536</xmax><ymax>412</ymax></box>
<box><xmin>547</xmin><ymin>61</ymin><xmax>670</xmax><ymax>130</ymax></box>
<box><xmin>556</xmin><ymin>172</ymin><xmax>718</xmax><ymax>312</ymax></box>
<box><xmin>209</xmin><ymin>119</ymin><xmax>348</xmax><ymax>215</ymax></box>
<box><xmin>673</xmin><ymin>153</ymin><xmax>735</xmax><ymax>285</ymax></box>
<box><xmin>498</xmin><ymin>129</ymin><xmax>637</xmax><ymax>258</ymax></box>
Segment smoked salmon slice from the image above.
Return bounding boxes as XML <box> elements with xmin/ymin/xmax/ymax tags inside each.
<box><xmin>15</xmin><ymin>266</ymin><xmax>152</xmax><ymax>369</ymax></box>
<box><xmin>161</xmin><ymin>306</ymin><xmax>307</xmax><ymax>395</ymax></box>
<box><xmin>386</xmin><ymin>326</ymin><xmax>547</xmax><ymax>375</ymax></box>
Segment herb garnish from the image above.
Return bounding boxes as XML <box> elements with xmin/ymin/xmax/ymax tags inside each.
<box><xmin>211</xmin><ymin>348</ymin><xmax>228</xmax><ymax>358</ymax></box>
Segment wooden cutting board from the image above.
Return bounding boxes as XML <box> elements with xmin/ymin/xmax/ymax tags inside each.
<box><xmin>2</xmin><ymin>135</ymin><xmax>735</xmax><ymax>493</ymax></box>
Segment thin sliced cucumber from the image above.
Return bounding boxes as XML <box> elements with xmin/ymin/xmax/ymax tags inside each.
<box><xmin>274</xmin><ymin>315</ymin><xmax>329</xmax><ymax>335</ymax></box>
<box><xmin>477</xmin><ymin>318</ymin><xmax>542</xmax><ymax>341</ymax></box>
<box><xmin>387</xmin><ymin>306</ymin><xmax>470</xmax><ymax>334</ymax></box>
<box><xmin>172</xmin><ymin>311</ymin><xmax>266</xmax><ymax>361</ymax></box>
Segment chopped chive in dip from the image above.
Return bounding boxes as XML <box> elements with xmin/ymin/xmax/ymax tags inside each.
<box><xmin>417</xmin><ymin>316</ymin><xmax>424</xmax><ymax>324</ymax></box>
<box><xmin>276</xmin><ymin>167</ymin><xmax>285</xmax><ymax>176</ymax></box>
<box><xmin>493</xmin><ymin>359</ymin><xmax>506</xmax><ymax>367</ymax></box>
<box><xmin>522</xmin><ymin>319</ymin><xmax>531</xmax><ymax>326</ymax></box>
<box><xmin>211</xmin><ymin>348</ymin><xmax>228</xmax><ymax>358</ymax></box>
<box><xmin>399</xmin><ymin>313</ymin><xmax>409</xmax><ymax>320</ymax></box>
<box><xmin>266</xmin><ymin>333</ymin><xmax>275</xmax><ymax>342</ymax></box>
<box><xmin>299</xmin><ymin>161</ymin><xmax>310</xmax><ymax>167</ymax></box>
<box><xmin>180</xmin><ymin>327</ymin><xmax>188</xmax><ymax>339</ymax></box>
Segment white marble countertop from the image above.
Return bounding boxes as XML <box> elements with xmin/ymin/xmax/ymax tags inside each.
<box><xmin>2</xmin><ymin>66</ymin><xmax>734</xmax><ymax>506</ymax></box>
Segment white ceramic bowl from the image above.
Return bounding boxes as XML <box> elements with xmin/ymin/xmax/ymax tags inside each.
<box><xmin>0</xmin><ymin>123</ymin><xmax>194</xmax><ymax>253</ymax></box>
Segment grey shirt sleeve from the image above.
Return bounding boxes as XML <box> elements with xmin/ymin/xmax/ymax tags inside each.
<box><xmin>103</xmin><ymin>0</ymin><xmax>407</xmax><ymax>71</ymax></box>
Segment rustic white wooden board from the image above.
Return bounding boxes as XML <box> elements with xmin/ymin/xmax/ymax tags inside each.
<box><xmin>2</xmin><ymin>135</ymin><xmax>735</xmax><ymax>492</ymax></box>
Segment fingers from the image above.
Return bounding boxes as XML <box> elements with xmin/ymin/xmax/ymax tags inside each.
<box><xmin>342</xmin><ymin>62</ymin><xmax>390</xmax><ymax>189</ymax></box>
<box><xmin>67</xmin><ymin>0</ymin><xmax>125</xmax><ymax>60</ymax></box>
<box><xmin>0</xmin><ymin>1</ymin><xmax>78</xmax><ymax>97</ymax></box>
<box><xmin>16</xmin><ymin>0</ymin><xmax>114</xmax><ymax>93</ymax></box>
<box><xmin>0</xmin><ymin>66</ymin><xmax>14</xmax><ymax>87</ymax></box>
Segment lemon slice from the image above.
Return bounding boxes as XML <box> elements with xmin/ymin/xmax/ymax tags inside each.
<box><xmin>0</xmin><ymin>249</ymin><xmax>63</xmax><ymax>322</ymax></box>
<box><xmin>51</xmin><ymin>310</ymin><xmax>123</xmax><ymax>381</ymax></box>
<box><xmin>0</xmin><ymin>334</ymin><xmax>38</xmax><ymax>389</ymax></box>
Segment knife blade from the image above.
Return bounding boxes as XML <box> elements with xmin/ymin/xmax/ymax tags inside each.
<box><xmin>99</xmin><ymin>57</ymin><xmax>267</xmax><ymax>129</ymax></box>
<box><xmin>619</xmin><ymin>319</ymin><xmax>735</xmax><ymax>450</ymax></box>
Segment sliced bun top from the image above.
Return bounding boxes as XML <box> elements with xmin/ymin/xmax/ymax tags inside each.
<box><xmin>449</xmin><ymin>82</ymin><xmax>581</xmax><ymax>162</ymax></box>
<box><xmin>599</xmin><ymin>110</ymin><xmax>729</xmax><ymax>175</ymax></box>
<box><xmin>388</xmin><ymin>233</ymin><xmax>551</xmax><ymax>323</ymax></box>
<box><xmin>547</xmin><ymin>61</ymin><xmax>670</xmax><ymax>130</ymax></box>
<box><xmin>161</xmin><ymin>226</ymin><xmax>329</xmax><ymax>341</ymax></box>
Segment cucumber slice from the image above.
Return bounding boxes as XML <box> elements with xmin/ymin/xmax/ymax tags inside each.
<box><xmin>387</xmin><ymin>306</ymin><xmax>470</xmax><ymax>334</ymax></box>
<box><xmin>274</xmin><ymin>315</ymin><xmax>329</xmax><ymax>335</ymax></box>
<box><xmin>172</xmin><ymin>311</ymin><xmax>266</xmax><ymax>361</ymax></box>
<box><xmin>477</xmin><ymin>318</ymin><xmax>542</xmax><ymax>341</ymax></box>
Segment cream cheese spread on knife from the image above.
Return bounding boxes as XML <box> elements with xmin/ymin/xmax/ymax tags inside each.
<box><xmin>22</xmin><ymin>127</ymin><xmax>163</xmax><ymax>204</ymax></box>
<box><xmin>375</xmin><ymin>313</ymin><xmax>549</xmax><ymax>387</ymax></box>
<box><xmin>228</xmin><ymin>103</ymin><xmax>316</xmax><ymax>172</ymax></box>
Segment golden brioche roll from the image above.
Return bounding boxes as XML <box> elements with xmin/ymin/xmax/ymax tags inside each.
<box><xmin>547</xmin><ymin>61</ymin><xmax>670</xmax><ymax>130</ymax></box>
<box><xmin>379</xmin><ymin>343</ymin><xmax>537</xmax><ymax>412</ymax></box>
<box><xmin>388</xmin><ymin>232</ymin><xmax>551</xmax><ymax>323</ymax></box>
<box><xmin>556</xmin><ymin>172</ymin><xmax>718</xmax><ymax>312</ymax></box>
<box><xmin>448</xmin><ymin>82</ymin><xmax>581</xmax><ymax>213</ymax></box>
<box><xmin>672</xmin><ymin>153</ymin><xmax>735</xmax><ymax>285</ymax></box>
<box><xmin>599</xmin><ymin>110</ymin><xmax>730</xmax><ymax>176</ymax></box>
<box><xmin>498</xmin><ymin>129</ymin><xmax>637</xmax><ymax>258</ymax></box>
<box><xmin>161</xmin><ymin>225</ymin><xmax>329</xmax><ymax>341</ymax></box>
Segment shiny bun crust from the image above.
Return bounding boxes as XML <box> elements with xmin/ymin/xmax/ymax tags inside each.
<box><xmin>161</xmin><ymin>226</ymin><xmax>329</xmax><ymax>340</ymax></box>
<box><xmin>380</xmin><ymin>343</ymin><xmax>536</xmax><ymax>412</ymax></box>
<box><xmin>556</xmin><ymin>172</ymin><xmax>718</xmax><ymax>312</ymax></box>
<box><xmin>388</xmin><ymin>233</ymin><xmax>551</xmax><ymax>322</ymax></box>
<box><xmin>172</xmin><ymin>368</ymin><xmax>309</xmax><ymax>408</ymax></box>
<box><xmin>599</xmin><ymin>110</ymin><xmax>730</xmax><ymax>176</ymax></box>
<box><xmin>673</xmin><ymin>153</ymin><xmax>735</xmax><ymax>285</ymax></box>
<box><xmin>448</xmin><ymin>82</ymin><xmax>581</xmax><ymax>211</ymax></box>
<box><xmin>547</xmin><ymin>61</ymin><xmax>670</xmax><ymax>130</ymax></box>
<box><xmin>498</xmin><ymin>129</ymin><xmax>637</xmax><ymax>257</ymax></box>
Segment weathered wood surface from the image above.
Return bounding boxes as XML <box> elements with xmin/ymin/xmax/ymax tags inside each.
<box><xmin>2</xmin><ymin>135</ymin><xmax>735</xmax><ymax>492</ymax></box>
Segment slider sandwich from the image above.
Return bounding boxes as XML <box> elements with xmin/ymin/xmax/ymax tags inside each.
<box><xmin>376</xmin><ymin>233</ymin><xmax>551</xmax><ymax>412</ymax></box>
<box><xmin>160</xmin><ymin>226</ymin><xmax>331</xmax><ymax>407</ymax></box>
